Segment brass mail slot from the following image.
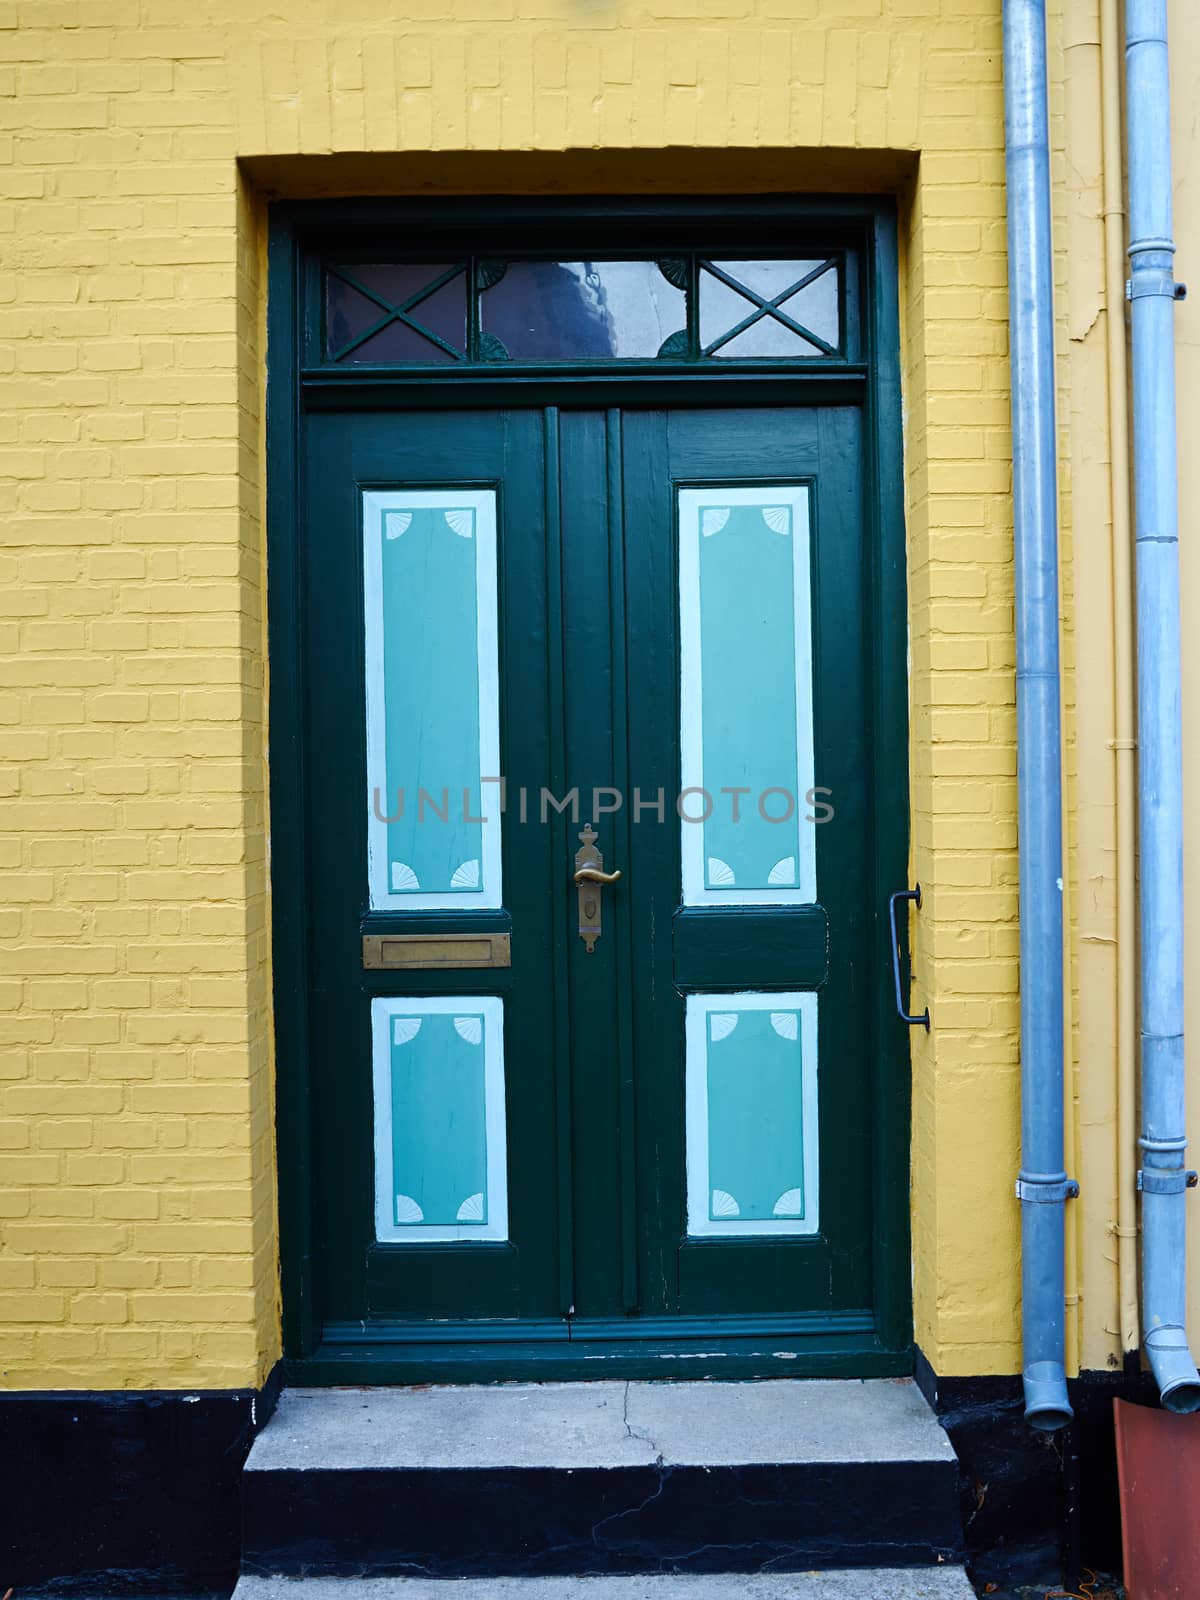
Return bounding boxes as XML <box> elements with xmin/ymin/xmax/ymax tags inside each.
<box><xmin>362</xmin><ymin>933</ymin><xmax>511</xmax><ymax>971</ymax></box>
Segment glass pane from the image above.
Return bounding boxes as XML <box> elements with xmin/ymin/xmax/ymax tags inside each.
<box><xmin>326</xmin><ymin>264</ymin><xmax>466</xmax><ymax>361</ymax></box>
<box><xmin>699</xmin><ymin>259</ymin><xmax>839</xmax><ymax>356</ymax></box>
<box><xmin>372</xmin><ymin>996</ymin><xmax>508</xmax><ymax>1243</ymax></box>
<box><xmin>678</xmin><ymin>486</ymin><xmax>816</xmax><ymax>906</ymax></box>
<box><xmin>363</xmin><ymin>489</ymin><xmax>501</xmax><ymax>909</ymax></box>
<box><xmin>713</xmin><ymin>259</ymin><xmax>827</xmax><ymax>301</ymax></box>
<box><xmin>480</xmin><ymin>260</ymin><xmax>685</xmax><ymax>359</ymax></box>
<box><xmin>685</xmin><ymin>993</ymin><xmax>818</xmax><ymax>1237</ymax></box>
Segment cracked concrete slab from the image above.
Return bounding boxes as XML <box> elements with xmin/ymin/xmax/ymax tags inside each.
<box><xmin>246</xmin><ymin>1378</ymin><xmax>953</xmax><ymax>1472</ymax></box>
<box><xmin>235</xmin><ymin>1571</ymin><xmax>977</xmax><ymax>1598</ymax></box>
<box><xmin>625</xmin><ymin>1376</ymin><xmax>954</xmax><ymax>1465</ymax></box>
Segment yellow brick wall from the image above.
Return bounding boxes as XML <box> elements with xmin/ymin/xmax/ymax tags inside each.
<box><xmin>0</xmin><ymin>0</ymin><xmax>1024</xmax><ymax>1389</ymax></box>
<box><xmin>1063</xmin><ymin>0</ymin><xmax>1119</xmax><ymax>1378</ymax></box>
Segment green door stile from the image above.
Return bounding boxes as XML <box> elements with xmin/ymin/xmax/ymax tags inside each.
<box><xmin>544</xmin><ymin>405</ymin><xmax>577</xmax><ymax>1325</ymax></box>
<box><xmin>266</xmin><ymin>200</ymin><xmax>913</xmax><ymax>1385</ymax></box>
<box><xmin>606</xmin><ymin>406</ymin><xmax>642</xmax><ymax>1319</ymax></box>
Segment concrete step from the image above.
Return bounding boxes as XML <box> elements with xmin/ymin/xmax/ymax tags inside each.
<box><xmin>235</xmin><ymin>1573</ymin><xmax>977</xmax><ymax>1598</ymax></box>
<box><xmin>241</xmin><ymin>1379</ymin><xmax>963</xmax><ymax>1580</ymax></box>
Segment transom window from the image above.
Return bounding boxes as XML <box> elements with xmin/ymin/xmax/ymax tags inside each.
<box><xmin>323</xmin><ymin>254</ymin><xmax>844</xmax><ymax>366</ymax></box>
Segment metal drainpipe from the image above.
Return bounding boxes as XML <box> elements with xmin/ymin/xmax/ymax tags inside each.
<box><xmin>1125</xmin><ymin>0</ymin><xmax>1200</xmax><ymax>1414</ymax></box>
<box><xmin>1003</xmin><ymin>0</ymin><xmax>1076</xmax><ymax>1432</ymax></box>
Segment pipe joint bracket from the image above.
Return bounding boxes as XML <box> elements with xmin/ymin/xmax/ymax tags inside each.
<box><xmin>1016</xmin><ymin>1173</ymin><xmax>1081</xmax><ymax>1204</ymax></box>
<box><xmin>1126</xmin><ymin>270</ymin><xmax>1187</xmax><ymax>301</ymax></box>
<box><xmin>1138</xmin><ymin>1168</ymin><xmax>1199</xmax><ymax>1195</ymax></box>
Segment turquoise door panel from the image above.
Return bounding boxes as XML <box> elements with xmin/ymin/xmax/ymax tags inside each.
<box><xmin>364</xmin><ymin>491</ymin><xmax>501</xmax><ymax>909</ymax></box>
<box><xmin>372</xmin><ymin>997</ymin><xmax>506</xmax><ymax>1242</ymax></box>
<box><xmin>679</xmin><ymin>486</ymin><xmax>815</xmax><ymax>903</ymax></box>
<box><xmin>685</xmin><ymin>994</ymin><xmax>818</xmax><ymax>1236</ymax></box>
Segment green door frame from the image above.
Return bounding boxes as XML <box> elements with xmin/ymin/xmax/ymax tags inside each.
<box><xmin>266</xmin><ymin>195</ymin><xmax>914</xmax><ymax>1382</ymax></box>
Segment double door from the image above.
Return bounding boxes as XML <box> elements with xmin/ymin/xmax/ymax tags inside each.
<box><xmin>298</xmin><ymin>401</ymin><xmax>895</xmax><ymax>1367</ymax></box>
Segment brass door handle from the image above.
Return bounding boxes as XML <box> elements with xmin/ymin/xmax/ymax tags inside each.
<box><xmin>573</xmin><ymin>866</ymin><xmax>622</xmax><ymax>885</ymax></box>
<box><xmin>573</xmin><ymin>825</ymin><xmax>619</xmax><ymax>952</ymax></box>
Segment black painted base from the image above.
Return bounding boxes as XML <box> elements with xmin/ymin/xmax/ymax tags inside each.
<box><xmin>916</xmin><ymin>1347</ymin><xmax>1154</xmax><ymax>1592</ymax></box>
<box><xmin>0</xmin><ymin>1367</ymin><xmax>280</xmax><ymax>1598</ymax></box>
<box><xmin>241</xmin><ymin>1458</ymin><xmax>963</xmax><ymax>1579</ymax></box>
<box><xmin>3</xmin><ymin>1358</ymin><xmax>1151</xmax><ymax>1596</ymax></box>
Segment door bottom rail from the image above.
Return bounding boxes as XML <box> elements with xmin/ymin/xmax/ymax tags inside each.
<box><xmin>286</xmin><ymin>1313</ymin><xmax>907</xmax><ymax>1384</ymax></box>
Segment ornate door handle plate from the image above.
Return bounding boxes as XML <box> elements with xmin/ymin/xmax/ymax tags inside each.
<box><xmin>573</xmin><ymin>824</ymin><xmax>621</xmax><ymax>953</ymax></box>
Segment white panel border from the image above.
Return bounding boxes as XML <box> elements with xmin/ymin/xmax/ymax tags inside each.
<box><xmin>372</xmin><ymin>994</ymin><xmax>509</xmax><ymax>1244</ymax></box>
<box><xmin>364</xmin><ymin>489</ymin><xmax>502</xmax><ymax>910</ymax></box>
<box><xmin>684</xmin><ymin>990</ymin><xmax>819</xmax><ymax>1238</ymax></box>
<box><xmin>678</xmin><ymin>485</ymin><xmax>816</xmax><ymax>906</ymax></box>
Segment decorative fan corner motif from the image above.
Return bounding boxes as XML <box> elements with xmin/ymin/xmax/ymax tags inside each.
<box><xmin>773</xmin><ymin>1187</ymin><xmax>804</xmax><ymax>1217</ymax></box>
<box><xmin>456</xmin><ymin>1191</ymin><xmax>485</xmax><ymax>1222</ymax></box>
<box><xmin>767</xmin><ymin>856</ymin><xmax>797</xmax><ymax>886</ymax></box>
<box><xmin>656</xmin><ymin>328</ymin><xmax>690</xmax><ymax>359</ymax></box>
<box><xmin>770</xmin><ymin>1011</ymin><xmax>799</xmax><ymax>1042</ymax></box>
<box><xmin>392</xmin><ymin>1016</ymin><xmax>422</xmax><ymax>1046</ymax></box>
<box><xmin>707</xmin><ymin>856</ymin><xmax>736</xmax><ymax>886</ymax></box>
<box><xmin>711</xmin><ymin>1188</ymin><xmax>741</xmax><ymax>1218</ymax></box>
<box><xmin>709</xmin><ymin>1011</ymin><xmax>739</xmax><ymax>1042</ymax></box>
<box><xmin>701</xmin><ymin>508</ymin><xmax>731</xmax><ymax>539</ymax></box>
<box><xmin>444</xmin><ymin>509</ymin><xmax>474</xmax><ymax>539</ymax></box>
<box><xmin>384</xmin><ymin>510</ymin><xmax>413</xmax><ymax>540</ymax></box>
<box><xmin>450</xmin><ymin>858</ymin><xmax>481</xmax><ymax>889</ymax></box>
<box><xmin>761</xmin><ymin>505</ymin><xmax>791</xmax><ymax>534</ymax></box>
<box><xmin>453</xmin><ymin>1015</ymin><xmax>483</xmax><ymax>1046</ymax></box>
<box><xmin>391</xmin><ymin>860</ymin><xmax>420</xmax><ymax>892</ymax></box>
<box><xmin>477</xmin><ymin>330</ymin><xmax>510</xmax><ymax>362</ymax></box>
<box><xmin>395</xmin><ymin>1193</ymin><xmax>425</xmax><ymax>1223</ymax></box>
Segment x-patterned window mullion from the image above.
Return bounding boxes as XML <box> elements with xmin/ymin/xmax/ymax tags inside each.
<box><xmin>327</xmin><ymin>263</ymin><xmax>468</xmax><ymax>362</ymax></box>
<box><xmin>700</xmin><ymin>259</ymin><xmax>839</xmax><ymax>358</ymax></box>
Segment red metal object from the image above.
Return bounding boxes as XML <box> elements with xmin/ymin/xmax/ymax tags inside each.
<box><xmin>1114</xmin><ymin>1396</ymin><xmax>1200</xmax><ymax>1597</ymax></box>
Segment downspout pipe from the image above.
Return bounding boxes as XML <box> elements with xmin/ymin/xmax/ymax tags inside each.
<box><xmin>1125</xmin><ymin>0</ymin><xmax>1200</xmax><ymax>1414</ymax></box>
<box><xmin>1002</xmin><ymin>0</ymin><xmax>1076</xmax><ymax>1433</ymax></box>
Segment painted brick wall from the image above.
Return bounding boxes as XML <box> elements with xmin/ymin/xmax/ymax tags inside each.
<box><xmin>0</xmin><ymin>0</ymin><xmax>1023</xmax><ymax>1388</ymax></box>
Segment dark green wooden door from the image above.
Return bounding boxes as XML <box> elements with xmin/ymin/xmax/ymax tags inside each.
<box><xmin>300</xmin><ymin>400</ymin><xmax>895</xmax><ymax>1373</ymax></box>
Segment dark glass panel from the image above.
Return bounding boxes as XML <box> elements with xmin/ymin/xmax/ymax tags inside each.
<box><xmin>345</xmin><ymin>318</ymin><xmax>459</xmax><ymax>365</ymax></box>
<box><xmin>480</xmin><ymin>261</ymin><xmax>685</xmax><ymax>360</ymax></box>
<box><xmin>326</xmin><ymin>264</ymin><xmax>466</xmax><ymax>361</ymax></box>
